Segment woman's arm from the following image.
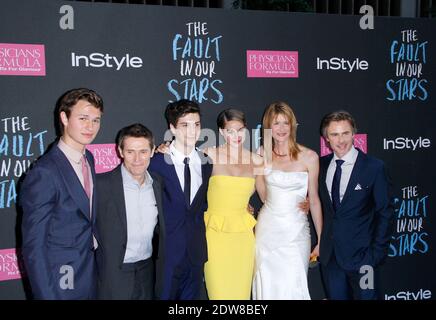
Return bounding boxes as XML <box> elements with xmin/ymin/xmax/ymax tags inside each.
<box><xmin>255</xmin><ymin>174</ymin><xmax>267</xmax><ymax>203</ymax></box>
<box><xmin>305</xmin><ymin>149</ymin><xmax>323</xmax><ymax>257</ymax></box>
<box><xmin>251</xmin><ymin>152</ymin><xmax>267</xmax><ymax>202</ymax></box>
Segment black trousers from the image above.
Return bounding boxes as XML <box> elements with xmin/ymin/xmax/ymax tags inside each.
<box><xmin>121</xmin><ymin>257</ymin><xmax>154</xmax><ymax>300</ymax></box>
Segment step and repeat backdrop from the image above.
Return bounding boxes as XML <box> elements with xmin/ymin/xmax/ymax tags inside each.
<box><xmin>0</xmin><ymin>0</ymin><xmax>435</xmax><ymax>300</ymax></box>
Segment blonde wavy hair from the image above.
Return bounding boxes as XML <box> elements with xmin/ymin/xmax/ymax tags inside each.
<box><xmin>262</xmin><ymin>101</ymin><xmax>300</xmax><ymax>160</ymax></box>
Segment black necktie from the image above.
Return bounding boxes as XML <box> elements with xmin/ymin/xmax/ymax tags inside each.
<box><xmin>183</xmin><ymin>157</ymin><xmax>191</xmax><ymax>207</ymax></box>
<box><xmin>331</xmin><ymin>159</ymin><xmax>345</xmax><ymax>212</ymax></box>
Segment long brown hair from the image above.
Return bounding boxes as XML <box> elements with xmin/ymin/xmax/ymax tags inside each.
<box><xmin>262</xmin><ymin>101</ymin><xmax>300</xmax><ymax>160</ymax></box>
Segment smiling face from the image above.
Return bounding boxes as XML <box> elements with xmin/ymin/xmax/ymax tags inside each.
<box><xmin>325</xmin><ymin>120</ymin><xmax>355</xmax><ymax>158</ymax></box>
<box><xmin>271</xmin><ymin>113</ymin><xmax>291</xmax><ymax>144</ymax></box>
<box><xmin>60</xmin><ymin>99</ymin><xmax>102</xmax><ymax>152</ymax></box>
<box><xmin>170</xmin><ymin>112</ymin><xmax>201</xmax><ymax>154</ymax></box>
<box><xmin>220</xmin><ymin>120</ymin><xmax>246</xmax><ymax>147</ymax></box>
<box><xmin>119</xmin><ymin>136</ymin><xmax>154</xmax><ymax>184</ymax></box>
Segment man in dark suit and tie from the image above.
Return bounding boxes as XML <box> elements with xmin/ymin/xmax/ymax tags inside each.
<box><xmin>20</xmin><ymin>88</ymin><xmax>103</xmax><ymax>299</ymax></box>
<box><xmin>318</xmin><ymin>110</ymin><xmax>394</xmax><ymax>300</ymax></box>
<box><xmin>96</xmin><ymin>123</ymin><xmax>164</xmax><ymax>299</ymax></box>
<box><xmin>149</xmin><ymin>99</ymin><xmax>212</xmax><ymax>300</ymax></box>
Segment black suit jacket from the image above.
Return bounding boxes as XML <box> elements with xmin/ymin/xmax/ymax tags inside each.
<box><xmin>95</xmin><ymin>165</ymin><xmax>165</xmax><ymax>299</ymax></box>
<box><xmin>318</xmin><ymin>149</ymin><xmax>394</xmax><ymax>271</ymax></box>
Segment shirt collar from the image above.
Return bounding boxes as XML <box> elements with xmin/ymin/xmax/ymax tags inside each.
<box><xmin>333</xmin><ymin>145</ymin><xmax>358</xmax><ymax>165</ymax></box>
<box><xmin>121</xmin><ymin>163</ymin><xmax>153</xmax><ymax>188</ymax></box>
<box><xmin>169</xmin><ymin>141</ymin><xmax>199</xmax><ymax>164</ymax></box>
<box><xmin>58</xmin><ymin>138</ymin><xmax>84</xmax><ymax>164</ymax></box>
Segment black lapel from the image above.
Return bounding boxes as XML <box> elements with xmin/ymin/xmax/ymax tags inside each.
<box><xmin>151</xmin><ymin>172</ymin><xmax>165</xmax><ymax>236</ymax></box>
<box><xmin>52</xmin><ymin>146</ymin><xmax>90</xmax><ymax>221</ymax></box>
<box><xmin>110</xmin><ymin>165</ymin><xmax>128</xmax><ymax>242</ymax></box>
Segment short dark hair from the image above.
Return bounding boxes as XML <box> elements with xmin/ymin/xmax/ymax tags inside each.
<box><xmin>164</xmin><ymin>99</ymin><xmax>201</xmax><ymax>127</ymax></box>
<box><xmin>57</xmin><ymin>88</ymin><xmax>104</xmax><ymax>134</ymax></box>
<box><xmin>216</xmin><ymin>108</ymin><xmax>246</xmax><ymax>129</ymax></box>
<box><xmin>116</xmin><ymin>123</ymin><xmax>154</xmax><ymax>150</ymax></box>
<box><xmin>320</xmin><ymin>110</ymin><xmax>357</xmax><ymax>138</ymax></box>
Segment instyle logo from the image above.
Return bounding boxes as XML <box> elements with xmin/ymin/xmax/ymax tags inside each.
<box><xmin>383</xmin><ymin>137</ymin><xmax>431</xmax><ymax>150</ymax></box>
<box><xmin>247</xmin><ymin>50</ymin><xmax>298</xmax><ymax>78</ymax></box>
<box><xmin>316</xmin><ymin>57</ymin><xmax>369</xmax><ymax>72</ymax></box>
<box><xmin>71</xmin><ymin>52</ymin><xmax>143</xmax><ymax>70</ymax></box>
<box><xmin>86</xmin><ymin>144</ymin><xmax>121</xmax><ymax>174</ymax></box>
<box><xmin>385</xmin><ymin>289</ymin><xmax>432</xmax><ymax>300</ymax></box>
<box><xmin>0</xmin><ymin>248</ymin><xmax>24</xmax><ymax>281</ymax></box>
<box><xmin>0</xmin><ymin>43</ymin><xmax>46</xmax><ymax>76</ymax></box>
<box><xmin>320</xmin><ymin>134</ymin><xmax>367</xmax><ymax>156</ymax></box>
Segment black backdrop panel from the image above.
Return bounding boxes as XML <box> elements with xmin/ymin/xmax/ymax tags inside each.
<box><xmin>0</xmin><ymin>0</ymin><xmax>435</xmax><ymax>300</ymax></box>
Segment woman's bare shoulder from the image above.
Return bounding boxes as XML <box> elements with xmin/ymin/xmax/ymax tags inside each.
<box><xmin>298</xmin><ymin>144</ymin><xmax>319</xmax><ymax>163</ymax></box>
<box><xmin>203</xmin><ymin>146</ymin><xmax>219</xmax><ymax>159</ymax></box>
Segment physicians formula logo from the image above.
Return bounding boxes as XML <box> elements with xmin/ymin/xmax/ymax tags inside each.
<box><xmin>0</xmin><ymin>43</ymin><xmax>46</xmax><ymax>76</ymax></box>
<box><xmin>86</xmin><ymin>144</ymin><xmax>121</xmax><ymax>174</ymax></box>
<box><xmin>247</xmin><ymin>50</ymin><xmax>298</xmax><ymax>78</ymax></box>
<box><xmin>320</xmin><ymin>134</ymin><xmax>367</xmax><ymax>156</ymax></box>
<box><xmin>0</xmin><ymin>248</ymin><xmax>24</xmax><ymax>281</ymax></box>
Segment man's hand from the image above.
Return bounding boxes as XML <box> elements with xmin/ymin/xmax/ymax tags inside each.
<box><xmin>298</xmin><ymin>197</ymin><xmax>310</xmax><ymax>214</ymax></box>
<box><xmin>156</xmin><ymin>141</ymin><xmax>171</xmax><ymax>154</ymax></box>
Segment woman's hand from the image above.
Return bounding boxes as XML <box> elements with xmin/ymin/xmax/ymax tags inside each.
<box><xmin>246</xmin><ymin>203</ymin><xmax>255</xmax><ymax>215</ymax></box>
<box><xmin>310</xmin><ymin>243</ymin><xmax>320</xmax><ymax>261</ymax></box>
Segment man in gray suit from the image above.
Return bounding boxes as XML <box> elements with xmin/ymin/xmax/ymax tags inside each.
<box><xmin>96</xmin><ymin>123</ymin><xmax>165</xmax><ymax>299</ymax></box>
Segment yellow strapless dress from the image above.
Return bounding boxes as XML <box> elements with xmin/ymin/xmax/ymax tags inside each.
<box><xmin>204</xmin><ymin>175</ymin><xmax>256</xmax><ymax>300</ymax></box>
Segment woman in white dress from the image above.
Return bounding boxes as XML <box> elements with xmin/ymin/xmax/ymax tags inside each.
<box><xmin>253</xmin><ymin>102</ymin><xmax>323</xmax><ymax>300</ymax></box>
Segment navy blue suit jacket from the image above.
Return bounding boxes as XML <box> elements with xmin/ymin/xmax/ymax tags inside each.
<box><xmin>20</xmin><ymin>144</ymin><xmax>98</xmax><ymax>299</ymax></box>
<box><xmin>319</xmin><ymin>149</ymin><xmax>394</xmax><ymax>271</ymax></box>
<box><xmin>148</xmin><ymin>151</ymin><xmax>212</xmax><ymax>271</ymax></box>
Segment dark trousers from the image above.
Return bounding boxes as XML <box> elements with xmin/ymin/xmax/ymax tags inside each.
<box><xmin>160</xmin><ymin>257</ymin><xmax>204</xmax><ymax>300</ymax></box>
<box><xmin>121</xmin><ymin>258</ymin><xmax>154</xmax><ymax>300</ymax></box>
<box><xmin>321</xmin><ymin>252</ymin><xmax>379</xmax><ymax>300</ymax></box>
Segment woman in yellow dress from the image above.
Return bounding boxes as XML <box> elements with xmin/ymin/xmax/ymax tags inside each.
<box><xmin>202</xmin><ymin>109</ymin><xmax>263</xmax><ymax>300</ymax></box>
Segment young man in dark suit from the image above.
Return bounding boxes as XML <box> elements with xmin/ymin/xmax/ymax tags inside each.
<box><xmin>96</xmin><ymin>123</ymin><xmax>164</xmax><ymax>299</ymax></box>
<box><xmin>20</xmin><ymin>88</ymin><xmax>103</xmax><ymax>299</ymax></box>
<box><xmin>149</xmin><ymin>100</ymin><xmax>212</xmax><ymax>300</ymax></box>
<box><xmin>318</xmin><ymin>110</ymin><xmax>394</xmax><ymax>300</ymax></box>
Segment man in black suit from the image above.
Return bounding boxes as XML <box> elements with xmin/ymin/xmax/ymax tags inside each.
<box><xmin>318</xmin><ymin>111</ymin><xmax>394</xmax><ymax>300</ymax></box>
<box><xmin>96</xmin><ymin>123</ymin><xmax>165</xmax><ymax>299</ymax></box>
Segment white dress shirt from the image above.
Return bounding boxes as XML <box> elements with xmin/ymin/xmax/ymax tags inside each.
<box><xmin>169</xmin><ymin>142</ymin><xmax>202</xmax><ymax>204</ymax></box>
<box><xmin>121</xmin><ymin>165</ymin><xmax>158</xmax><ymax>263</ymax></box>
<box><xmin>326</xmin><ymin>145</ymin><xmax>359</xmax><ymax>202</ymax></box>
